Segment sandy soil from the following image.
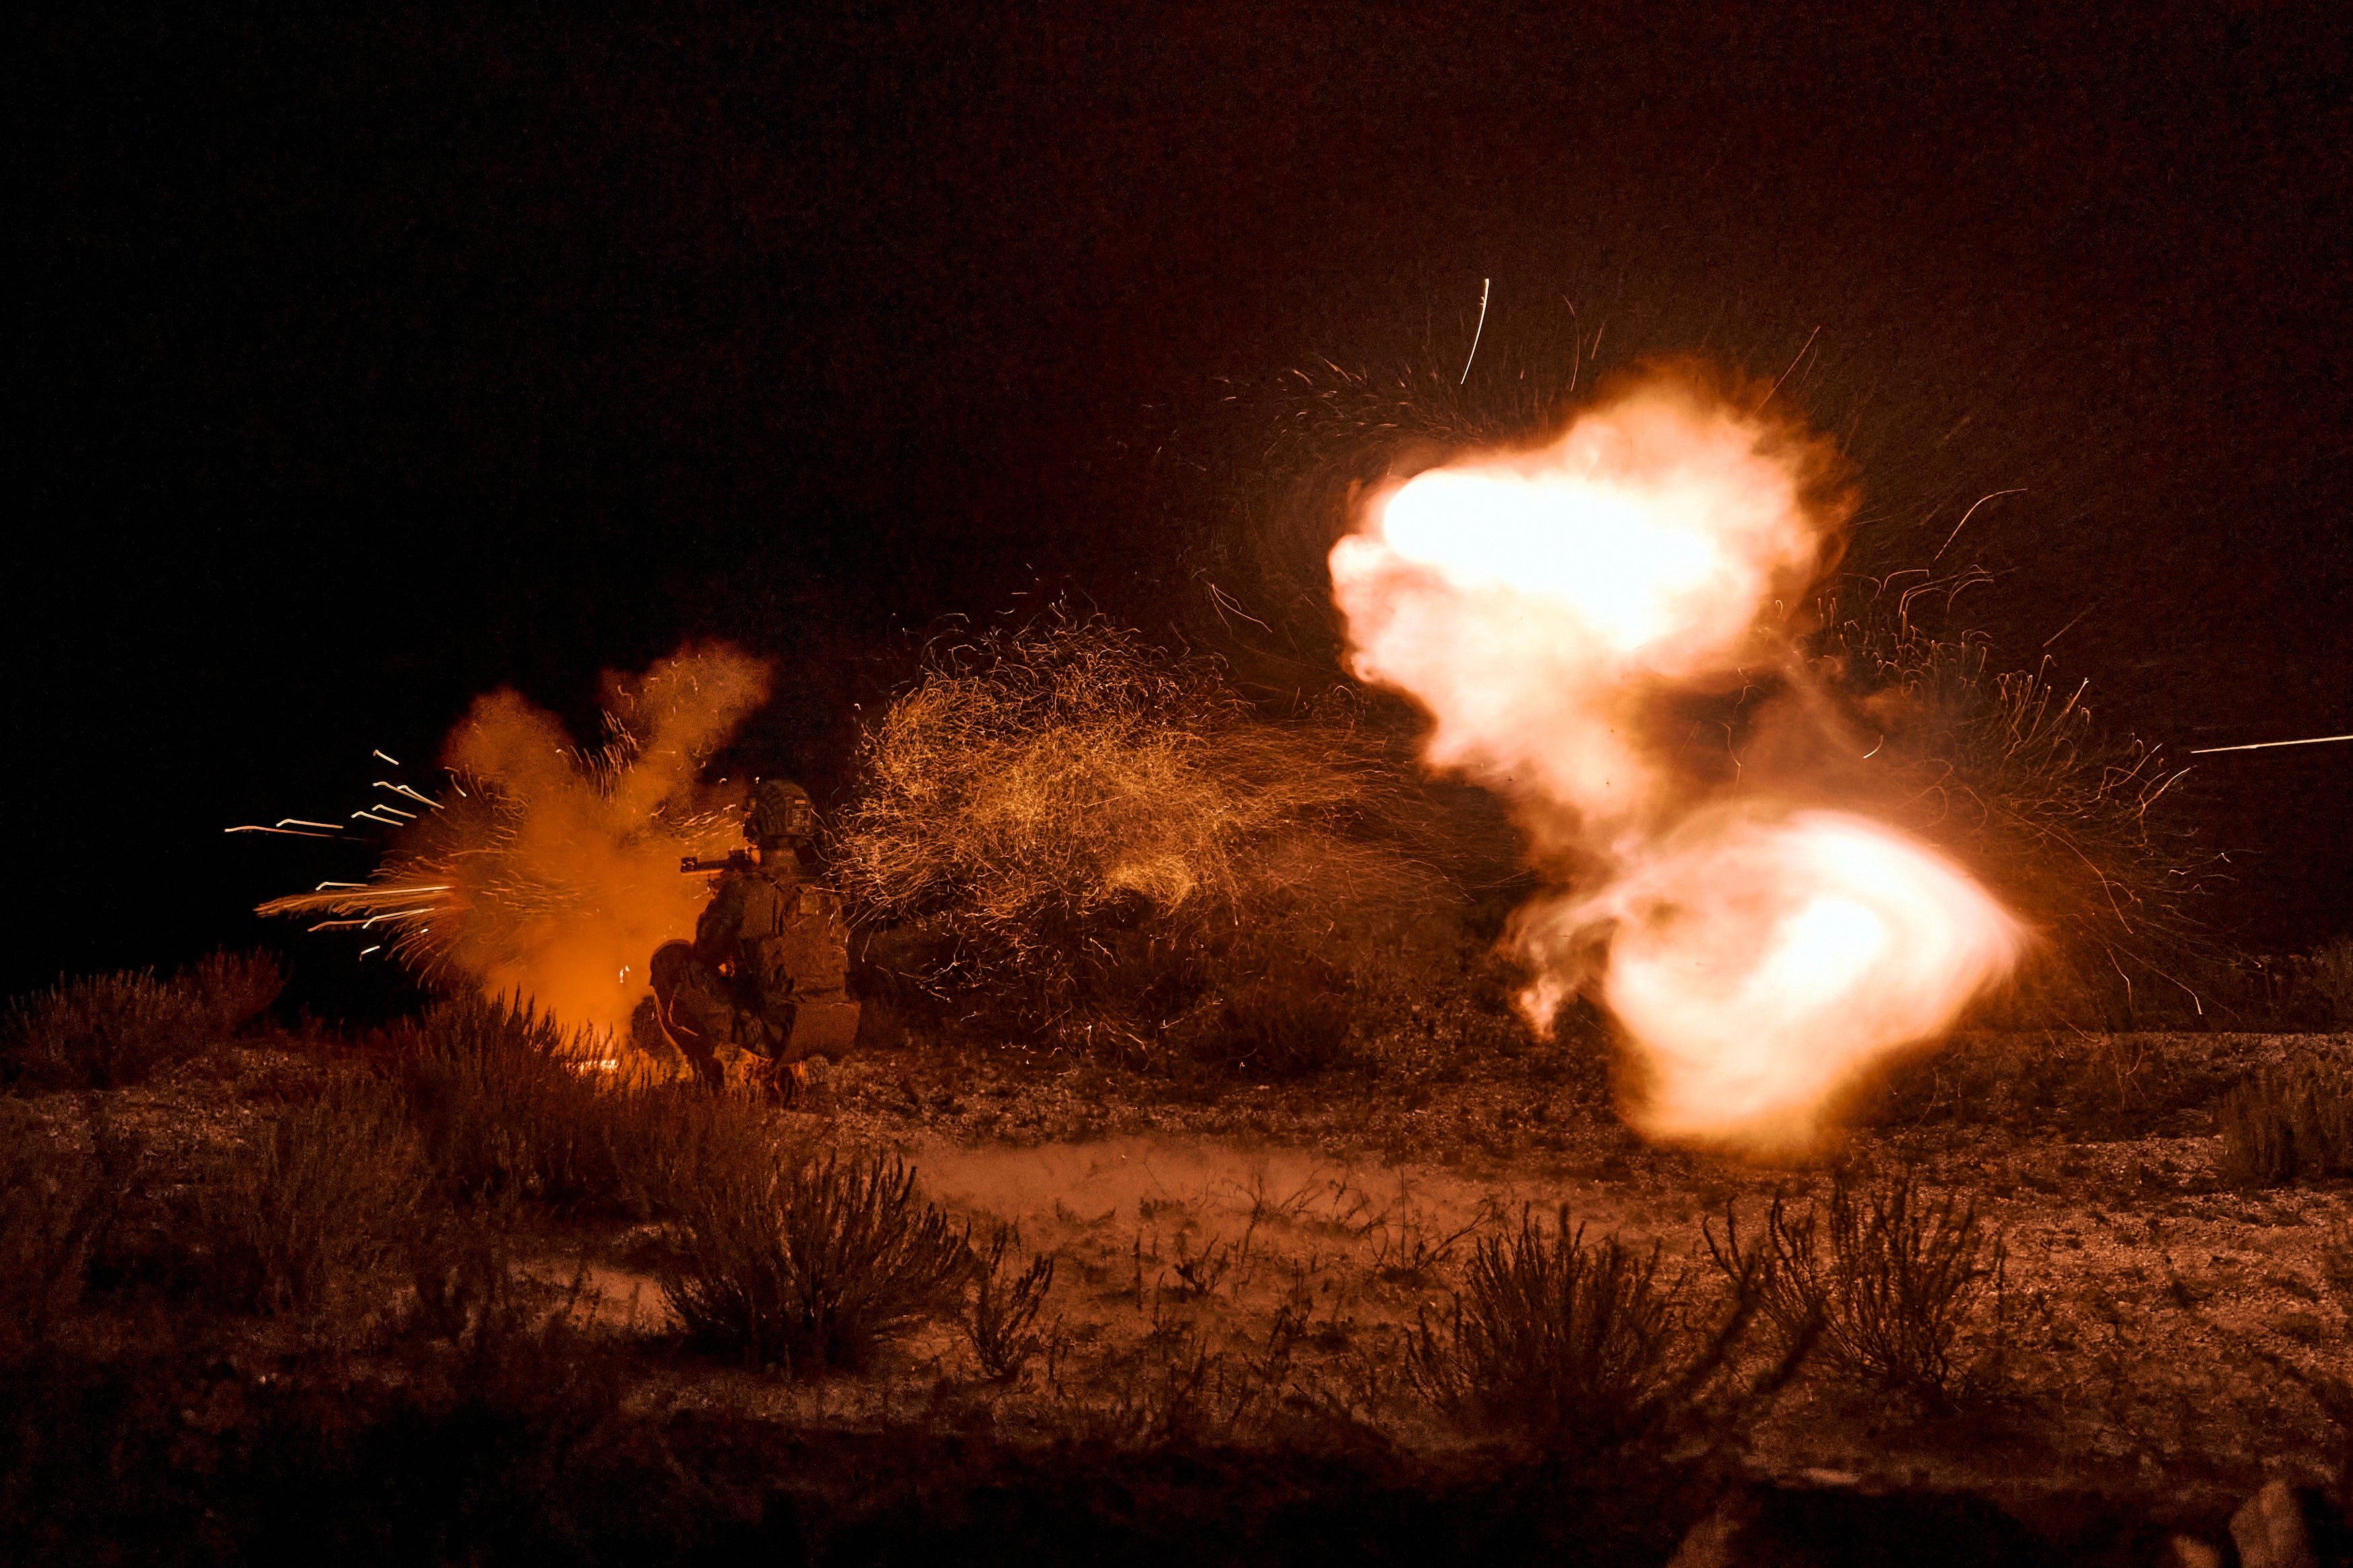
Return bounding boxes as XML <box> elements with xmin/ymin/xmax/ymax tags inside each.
<box><xmin>32</xmin><ymin>1024</ymin><xmax>2353</xmax><ymax>1552</ymax></box>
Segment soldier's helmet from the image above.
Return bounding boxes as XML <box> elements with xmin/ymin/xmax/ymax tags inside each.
<box><xmin>746</xmin><ymin>779</ymin><xmax>817</xmax><ymax>848</ymax></box>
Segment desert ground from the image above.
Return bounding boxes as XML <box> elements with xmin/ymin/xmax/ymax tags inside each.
<box><xmin>7</xmin><ymin>960</ymin><xmax>2347</xmax><ymax>1566</ymax></box>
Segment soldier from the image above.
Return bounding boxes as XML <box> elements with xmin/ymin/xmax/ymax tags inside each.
<box><xmin>643</xmin><ymin>778</ymin><xmax>860</xmax><ymax>1098</ymax></box>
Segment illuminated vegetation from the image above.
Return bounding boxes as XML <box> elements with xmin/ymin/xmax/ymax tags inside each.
<box><xmin>1</xmin><ymin>951</ymin><xmax>280</xmax><ymax>1089</ymax></box>
<box><xmin>1</xmin><ymin>956</ymin><xmax>2345</xmax><ymax>1560</ymax></box>
<box><xmin>1708</xmin><ymin>1169</ymin><xmax>2007</xmax><ymax>1407</ymax></box>
<box><xmin>832</xmin><ymin>615</ymin><xmax>1505</xmax><ymax>1070</ymax></box>
<box><xmin>2218</xmin><ymin>1058</ymin><xmax>2353</xmax><ymax>1187</ymax></box>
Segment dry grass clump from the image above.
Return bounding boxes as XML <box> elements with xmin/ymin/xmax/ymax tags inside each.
<box><xmin>1709</xmin><ymin>1169</ymin><xmax>2005</xmax><ymax>1407</ymax></box>
<box><xmin>387</xmin><ymin>995</ymin><xmax>639</xmax><ymax>1212</ymax></box>
<box><xmin>1859</xmin><ymin>1032</ymin><xmax>2226</xmax><ymax>1142</ymax></box>
<box><xmin>833</xmin><ymin>616</ymin><xmax>1491</xmax><ymax>1067</ymax></box>
<box><xmin>1406</xmin><ymin>1204</ymin><xmax>1775</xmax><ymax>1446</ymax></box>
<box><xmin>385</xmin><ymin>993</ymin><xmax>767</xmax><ymax>1221</ymax></box>
<box><xmin>658</xmin><ymin>1151</ymin><xmax>972</xmax><ymax>1373</ymax></box>
<box><xmin>2217</xmin><ymin>1058</ymin><xmax>2353</xmax><ymax>1188</ymax></box>
<box><xmin>190</xmin><ymin>948</ymin><xmax>287</xmax><ymax>1036</ymax></box>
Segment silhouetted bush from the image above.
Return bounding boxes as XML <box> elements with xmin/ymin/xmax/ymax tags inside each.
<box><xmin>389</xmin><ymin>994</ymin><xmax>776</xmax><ymax>1221</ymax></box>
<box><xmin>2313</xmin><ymin>937</ymin><xmax>2353</xmax><ymax>1028</ymax></box>
<box><xmin>2217</xmin><ymin>1058</ymin><xmax>2353</xmax><ymax>1188</ymax></box>
<box><xmin>390</xmin><ymin>995</ymin><xmax>631</xmax><ymax>1208</ymax></box>
<box><xmin>1</xmin><ymin>952</ymin><xmax>288</xmax><ymax>1091</ymax></box>
<box><xmin>660</xmin><ymin>1151</ymin><xmax>971</xmax><ymax>1372</ymax></box>
<box><xmin>200</xmin><ymin>1078</ymin><xmax>424</xmax><ymax>1319</ymax></box>
<box><xmin>192</xmin><ymin>948</ymin><xmax>286</xmax><ymax>1037</ymax></box>
<box><xmin>0</xmin><ymin>1102</ymin><xmax>134</xmax><ymax>1354</ymax></box>
<box><xmin>1710</xmin><ymin>1170</ymin><xmax>2003</xmax><ymax>1405</ymax></box>
<box><xmin>1</xmin><ymin>969</ymin><xmax>214</xmax><ymax>1089</ymax></box>
<box><xmin>962</xmin><ymin>1222</ymin><xmax>1056</xmax><ymax>1380</ymax></box>
<box><xmin>1408</xmin><ymin>1204</ymin><xmax>1774</xmax><ymax>1446</ymax></box>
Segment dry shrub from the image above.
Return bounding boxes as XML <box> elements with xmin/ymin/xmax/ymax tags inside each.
<box><xmin>2218</xmin><ymin>1057</ymin><xmax>2353</xmax><ymax>1188</ymax></box>
<box><xmin>202</xmin><ymin>1077</ymin><xmax>426</xmax><ymax>1318</ymax></box>
<box><xmin>833</xmin><ymin>618</ymin><xmax>1493</xmax><ymax>1067</ymax></box>
<box><xmin>659</xmin><ymin>1151</ymin><xmax>971</xmax><ymax>1372</ymax></box>
<box><xmin>389</xmin><ymin>995</ymin><xmax>633</xmax><ymax>1211</ymax></box>
<box><xmin>2</xmin><ymin>951</ymin><xmax>288</xmax><ymax>1091</ymax></box>
<box><xmin>1407</xmin><ymin>1204</ymin><xmax>1775</xmax><ymax>1446</ymax></box>
<box><xmin>1859</xmin><ymin>1032</ymin><xmax>2227</xmax><ymax>1142</ymax></box>
<box><xmin>3</xmin><ymin>969</ymin><xmax>214</xmax><ymax>1089</ymax></box>
<box><xmin>387</xmin><ymin>993</ymin><xmax>762</xmax><ymax>1221</ymax></box>
<box><xmin>0</xmin><ymin>1102</ymin><xmax>134</xmax><ymax>1353</ymax></box>
<box><xmin>963</xmin><ymin>1222</ymin><xmax>1056</xmax><ymax>1380</ymax></box>
<box><xmin>192</xmin><ymin>948</ymin><xmax>286</xmax><ymax>1036</ymax></box>
<box><xmin>1710</xmin><ymin>1169</ymin><xmax>2004</xmax><ymax>1405</ymax></box>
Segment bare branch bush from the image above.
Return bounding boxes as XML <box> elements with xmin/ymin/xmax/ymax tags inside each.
<box><xmin>387</xmin><ymin>993</ymin><xmax>781</xmax><ymax>1222</ymax></box>
<box><xmin>658</xmin><ymin>1151</ymin><xmax>971</xmax><ymax>1373</ymax></box>
<box><xmin>962</xmin><ymin>1222</ymin><xmax>1056</xmax><ymax>1380</ymax></box>
<box><xmin>1709</xmin><ymin>1169</ymin><xmax>2005</xmax><ymax>1406</ymax></box>
<box><xmin>1408</xmin><ymin>1204</ymin><xmax>1778</xmax><ymax>1448</ymax></box>
<box><xmin>1</xmin><ymin>950</ymin><xmax>284</xmax><ymax>1091</ymax></box>
<box><xmin>190</xmin><ymin>948</ymin><xmax>287</xmax><ymax>1038</ymax></box>
<box><xmin>2</xmin><ymin>969</ymin><xmax>217</xmax><ymax>1089</ymax></box>
<box><xmin>389</xmin><ymin>995</ymin><xmax>637</xmax><ymax>1211</ymax></box>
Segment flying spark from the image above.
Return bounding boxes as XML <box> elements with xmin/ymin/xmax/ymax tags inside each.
<box><xmin>2189</xmin><ymin>733</ymin><xmax>2353</xmax><ymax>754</ymax></box>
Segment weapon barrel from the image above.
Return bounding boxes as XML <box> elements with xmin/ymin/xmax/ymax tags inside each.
<box><xmin>680</xmin><ymin>852</ymin><xmax>754</xmax><ymax>874</ymax></box>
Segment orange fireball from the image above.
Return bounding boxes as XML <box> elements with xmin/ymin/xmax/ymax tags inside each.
<box><xmin>1329</xmin><ymin>362</ymin><xmax>2022</xmax><ymax>1153</ymax></box>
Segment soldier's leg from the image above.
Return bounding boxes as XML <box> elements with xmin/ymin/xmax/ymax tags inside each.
<box><xmin>649</xmin><ymin>941</ymin><xmax>731</xmax><ymax>1089</ymax></box>
<box><xmin>744</xmin><ymin>1005</ymin><xmax>797</xmax><ymax>1103</ymax></box>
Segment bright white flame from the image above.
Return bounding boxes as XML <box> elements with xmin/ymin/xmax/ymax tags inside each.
<box><xmin>1329</xmin><ymin>364</ymin><xmax>2023</xmax><ymax>1151</ymax></box>
<box><xmin>1330</xmin><ymin>375</ymin><xmax>1833</xmax><ymax>840</ymax></box>
<box><xmin>1553</xmin><ymin>808</ymin><xmax>2021</xmax><ymax>1147</ymax></box>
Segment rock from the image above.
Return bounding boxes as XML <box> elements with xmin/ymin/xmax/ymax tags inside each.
<box><xmin>1662</xmin><ymin>1486</ymin><xmax>2052</xmax><ymax>1566</ymax></box>
<box><xmin>2230</xmin><ymin>1479</ymin><xmax>2319</xmax><ymax>1568</ymax></box>
<box><xmin>2165</xmin><ymin>1536</ymin><xmax>2223</xmax><ymax>1568</ymax></box>
<box><xmin>1665</xmin><ymin>1509</ymin><xmax>1740</xmax><ymax>1568</ymax></box>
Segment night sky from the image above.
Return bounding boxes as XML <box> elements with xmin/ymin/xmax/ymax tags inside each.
<box><xmin>17</xmin><ymin>4</ymin><xmax>2350</xmax><ymax>1007</ymax></box>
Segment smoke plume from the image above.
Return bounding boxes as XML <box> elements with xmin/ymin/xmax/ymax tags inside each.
<box><xmin>1329</xmin><ymin>362</ymin><xmax>2024</xmax><ymax>1151</ymax></box>
<box><xmin>261</xmin><ymin>645</ymin><xmax>770</xmax><ymax>1040</ymax></box>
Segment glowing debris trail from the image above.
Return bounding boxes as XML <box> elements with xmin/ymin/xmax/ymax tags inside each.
<box><xmin>1330</xmin><ymin>362</ymin><xmax>2023</xmax><ymax>1151</ymax></box>
<box><xmin>2188</xmin><ymin>733</ymin><xmax>2352</xmax><ymax>754</ymax></box>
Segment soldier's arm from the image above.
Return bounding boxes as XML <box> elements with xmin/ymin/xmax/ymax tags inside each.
<box><xmin>692</xmin><ymin>878</ymin><xmax>745</xmax><ymax>968</ymax></box>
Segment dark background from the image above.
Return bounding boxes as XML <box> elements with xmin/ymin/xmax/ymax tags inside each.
<box><xmin>17</xmin><ymin>3</ymin><xmax>2350</xmax><ymax>1009</ymax></box>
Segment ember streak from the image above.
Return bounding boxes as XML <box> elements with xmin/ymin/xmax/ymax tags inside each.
<box><xmin>1330</xmin><ymin>362</ymin><xmax>2024</xmax><ymax>1152</ymax></box>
